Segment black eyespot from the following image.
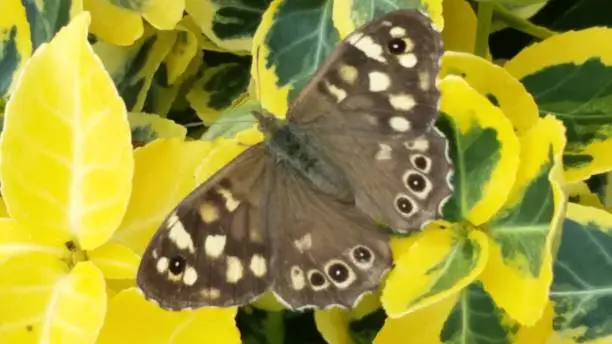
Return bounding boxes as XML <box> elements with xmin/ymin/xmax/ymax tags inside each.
<box><xmin>169</xmin><ymin>256</ymin><xmax>186</xmax><ymax>275</ymax></box>
<box><xmin>414</xmin><ymin>156</ymin><xmax>428</xmax><ymax>170</ymax></box>
<box><xmin>309</xmin><ymin>271</ymin><xmax>326</xmax><ymax>287</ymax></box>
<box><xmin>396</xmin><ymin>196</ymin><xmax>413</xmax><ymax>214</ymax></box>
<box><xmin>407</xmin><ymin>173</ymin><xmax>426</xmax><ymax>192</ymax></box>
<box><xmin>327</xmin><ymin>263</ymin><xmax>349</xmax><ymax>283</ymax></box>
<box><xmin>387</xmin><ymin>38</ymin><xmax>406</xmax><ymax>54</ymax></box>
<box><xmin>353</xmin><ymin>246</ymin><xmax>373</xmax><ymax>263</ymax></box>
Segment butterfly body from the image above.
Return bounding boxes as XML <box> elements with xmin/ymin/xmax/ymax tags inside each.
<box><xmin>137</xmin><ymin>9</ymin><xmax>453</xmax><ymax>312</ymax></box>
<box><xmin>254</xmin><ymin>110</ymin><xmax>354</xmax><ymax>202</ymax></box>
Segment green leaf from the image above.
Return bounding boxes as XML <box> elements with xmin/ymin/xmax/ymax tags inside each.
<box><xmin>440</xmin><ymin>283</ymin><xmax>517</xmax><ymax>344</ymax></box>
<box><xmin>505</xmin><ymin>28</ymin><xmax>612</xmax><ymax>183</ymax></box>
<box><xmin>187</xmin><ymin>51</ymin><xmax>252</xmax><ymax>124</ymax></box>
<box><xmin>480</xmin><ymin>115</ymin><xmax>567</xmax><ymax>326</ymax></box>
<box><xmin>185</xmin><ymin>0</ymin><xmax>270</xmax><ymax>53</ymax></box>
<box><xmin>332</xmin><ymin>0</ymin><xmax>444</xmax><ymax>38</ymax></box>
<box><xmin>436</xmin><ymin>76</ymin><xmax>520</xmax><ymax>225</ymax></box>
<box><xmin>550</xmin><ymin>203</ymin><xmax>612</xmax><ymax>342</ymax></box>
<box><xmin>200</xmin><ymin>99</ymin><xmax>260</xmax><ymax>140</ymax></box>
<box><xmin>530</xmin><ymin>0</ymin><xmax>612</xmax><ymax>30</ymax></box>
<box><xmin>252</xmin><ymin>0</ymin><xmax>339</xmax><ymax>116</ymax></box>
<box><xmin>0</xmin><ymin>0</ymin><xmax>32</xmax><ymax>98</ymax></box>
<box><xmin>108</xmin><ymin>0</ymin><xmax>184</xmax><ymax>30</ymax></box>
<box><xmin>21</xmin><ymin>0</ymin><xmax>78</xmax><ymax>50</ymax></box>
<box><xmin>95</xmin><ymin>28</ymin><xmax>177</xmax><ymax>112</ymax></box>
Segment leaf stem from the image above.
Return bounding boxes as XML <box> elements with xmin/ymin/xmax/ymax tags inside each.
<box><xmin>264</xmin><ymin>311</ymin><xmax>285</xmax><ymax>344</ymax></box>
<box><xmin>492</xmin><ymin>4</ymin><xmax>557</xmax><ymax>40</ymax></box>
<box><xmin>475</xmin><ymin>2</ymin><xmax>495</xmax><ymax>58</ymax></box>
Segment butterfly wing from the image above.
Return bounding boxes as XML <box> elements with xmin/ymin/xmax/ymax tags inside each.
<box><xmin>137</xmin><ymin>144</ymin><xmax>274</xmax><ymax>310</ymax></box>
<box><xmin>285</xmin><ymin>10</ymin><xmax>453</xmax><ymax>231</ymax></box>
<box><xmin>266</xmin><ymin>165</ymin><xmax>392</xmax><ymax>310</ymax></box>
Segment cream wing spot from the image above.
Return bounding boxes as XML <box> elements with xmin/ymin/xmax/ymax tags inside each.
<box><xmin>204</xmin><ymin>234</ymin><xmax>226</xmax><ymax>258</ymax></box>
<box><xmin>338</xmin><ymin>64</ymin><xmax>358</xmax><ymax>84</ymax></box>
<box><xmin>389</xmin><ymin>94</ymin><xmax>416</xmax><ymax>111</ymax></box>
<box><xmin>226</xmin><ymin>256</ymin><xmax>243</xmax><ymax>283</ymax></box>
<box><xmin>201</xmin><ymin>287</ymin><xmax>221</xmax><ymax>300</ymax></box>
<box><xmin>389</xmin><ymin>116</ymin><xmax>411</xmax><ymax>132</ymax></box>
<box><xmin>390</xmin><ymin>26</ymin><xmax>407</xmax><ymax>38</ymax></box>
<box><xmin>167</xmin><ymin>214</ymin><xmax>195</xmax><ymax>253</ymax></box>
<box><xmin>375</xmin><ymin>143</ymin><xmax>392</xmax><ymax>161</ymax></box>
<box><xmin>199</xmin><ymin>202</ymin><xmax>219</xmax><ymax>224</ymax></box>
<box><xmin>290</xmin><ymin>266</ymin><xmax>305</xmax><ymax>290</ymax></box>
<box><xmin>368</xmin><ymin>71</ymin><xmax>391</xmax><ymax>92</ymax></box>
<box><xmin>294</xmin><ymin>233</ymin><xmax>312</xmax><ymax>253</ymax></box>
<box><xmin>183</xmin><ymin>266</ymin><xmax>198</xmax><ymax>286</ymax></box>
<box><xmin>404</xmin><ymin>138</ymin><xmax>430</xmax><ymax>152</ymax></box>
<box><xmin>418</xmin><ymin>71</ymin><xmax>431</xmax><ymax>90</ymax></box>
<box><xmin>323</xmin><ymin>81</ymin><xmax>347</xmax><ymax>103</ymax></box>
<box><xmin>351</xmin><ymin>35</ymin><xmax>386</xmax><ymax>63</ymax></box>
<box><xmin>398</xmin><ymin>53</ymin><xmax>418</xmax><ymax>68</ymax></box>
<box><xmin>249</xmin><ymin>254</ymin><xmax>267</xmax><ymax>277</ymax></box>
<box><xmin>216</xmin><ymin>187</ymin><xmax>240</xmax><ymax>211</ymax></box>
<box><xmin>156</xmin><ymin>257</ymin><xmax>169</xmax><ymax>274</ymax></box>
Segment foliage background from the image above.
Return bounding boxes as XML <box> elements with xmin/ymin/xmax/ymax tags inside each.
<box><xmin>0</xmin><ymin>0</ymin><xmax>611</xmax><ymax>343</ymax></box>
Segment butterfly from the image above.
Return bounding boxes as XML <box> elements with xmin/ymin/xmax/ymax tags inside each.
<box><xmin>136</xmin><ymin>9</ymin><xmax>453</xmax><ymax>311</ymax></box>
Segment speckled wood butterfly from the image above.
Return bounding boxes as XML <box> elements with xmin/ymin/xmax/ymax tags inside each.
<box><xmin>137</xmin><ymin>9</ymin><xmax>453</xmax><ymax>311</ymax></box>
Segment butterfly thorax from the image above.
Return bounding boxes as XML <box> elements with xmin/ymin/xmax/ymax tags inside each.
<box><xmin>254</xmin><ymin>110</ymin><xmax>354</xmax><ymax>202</ymax></box>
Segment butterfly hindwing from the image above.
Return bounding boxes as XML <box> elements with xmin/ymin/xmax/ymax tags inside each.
<box><xmin>137</xmin><ymin>144</ymin><xmax>273</xmax><ymax>310</ymax></box>
<box><xmin>266</xmin><ymin>165</ymin><xmax>392</xmax><ymax>309</ymax></box>
<box><xmin>285</xmin><ymin>10</ymin><xmax>453</xmax><ymax>231</ymax></box>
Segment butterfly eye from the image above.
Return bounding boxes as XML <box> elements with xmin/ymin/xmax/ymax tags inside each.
<box><xmin>403</xmin><ymin>170</ymin><xmax>433</xmax><ymax>199</ymax></box>
<box><xmin>352</xmin><ymin>246</ymin><xmax>372</xmax><ymax>264</ymax></box>
<box><xmin>351</xmin><ymin>246</ymin><xmax>375</xmax><ymax>270</ymax></box>
<box><xmin>307</xmin><ymin>270</ymin><xmax>329</xmax><ymax>291</ymax></box>
<box><xmin>327</xmin><ymin>262</ymin><xmax>349</xmax><ymax>282</ymax></box>
<box><xmin>169</xmin><ymin>255</ymin><xmax>186</xmax><ymax>275</ymax></box>
<box><xmin>395</xmin><ymin>194</ymin><xmax>416</xmax><ymax>217</ymax></box>
<box><xmin>406</xmin><ymin>173</ymin><xmax>426</xmax><ymax>192</ymax></box>
<box><xmin>387</xmin><ymin>38</ymin><xmax>407</xmax><ymax>54</ymax></box>
<box><xmin>411</xmin><ymin>154</ymin><xmax>431</xmax><ymax>173</ymax></box>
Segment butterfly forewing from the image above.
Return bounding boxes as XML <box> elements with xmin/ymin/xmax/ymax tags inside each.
<box><xmin>137</xmin><ymin>144</ymin><xmax>274</xmax><ymax>310</ymax></box>
<box><xmin>285</xmin><ymin>10</ymin><xmax>453</xmax><ymax>231</ymax></box>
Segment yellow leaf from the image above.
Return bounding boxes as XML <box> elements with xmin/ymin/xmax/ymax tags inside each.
<box><xmin>566</xmin><ymin>182</ymin><xmax>605</xmax><ymax>209</ymax></box>
<box><xmin>481</xmin><ymin>115</ymin><xmax>567</xmax><ymax>325</ymax></box>
<box><xmin>113</xmin><ymin>139</ymin><xmax>212</xmax><ymax>254</ymax></box>
<box><xmin>441</xmin><ymin>0</ymin><xmax>477</xmax><ymax>53</ymax></box>
<box><xmin>88</xmin><ymin>243</ymin><xmax>140</xmax><ymax>280</ymax></box>
<box><xmin>375</xmin><ymin>292</ymin><xmax>459</xmax><ymax>344</ymax></box>
<box><xmin>195</xmin><ymin>138</ymin><xmax>251</xmax><ymax>184</ymax></box>
<box><xmin>83</xmin><ymin>0</ymin><xmax>143</xmax><ymax>46</ymax></box>
<box><xmin>128</xmin><ymin>112</ymin><xmax>187</xmax><ymax>143</ymax></box>
<box><xmin>0</xmin><ymin>12</ymin><xmax>134</xmax><ymax>251</ymax></box>
<box><xmin>98</xmin><ymin>288</ymin><xmax>241</xmax><ymax>344</ymax></box>
<box><xmin>440</xmin><ymin>51</ymin><xmax>539</xmax><ymax>135</ymax></box>
<box><xmin>439</xmin><ymin>76</ymin><xmax>520</xmax><ymax>225</ymax></box>
<box><xmin>0</xmin><ymin>256</ymin><xmax>106</xmax><ymax>343</ymax></box>
<box><xmin>382</xmin><ymin>227</ymin><xmax>488</xmax><ymax>318</ymax></box>
<box><xmin>514</xmin><ymin>302</ymin><xmax>555</xmax><ymax>344</ymax></box>
<box><xmin>141</xmin><ymin>0</ymin><xmax>185</xmax><ymax>31</ymax></box>
<box><xmin>314</xmin><ymin>291</ymin><xmax>382</xmax><ymax>344</ymax></box>
<box><xmin>0</xmin><ymin>219</ymin><xmax>66</xmax><ymax>263</ymax></box>
<box><xmin>315</xmin><ymin>308</ymin><xmax>352</xmax><ymax>344</ymax></box>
